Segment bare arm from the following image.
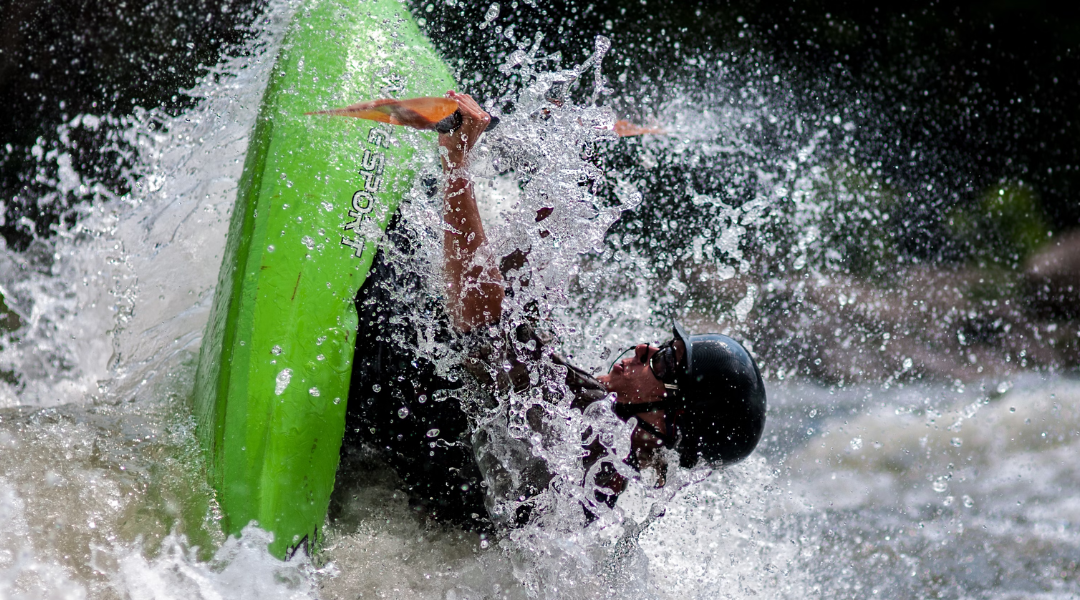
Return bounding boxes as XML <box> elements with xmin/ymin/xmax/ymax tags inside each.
<box><xmin>439</xmin><ymin>91</ymin><xmax>504</xmax><ymax>331</ymax></box>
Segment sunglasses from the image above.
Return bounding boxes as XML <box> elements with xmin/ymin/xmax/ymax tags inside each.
<box><xmin>648</xmin><ymin>340</ymin><xmax>680</xmax><ymax>385</ymax></box>
<box><xmin>610</xmin><ymin>340</ymin><xmax>682</xmax><ymax>390</ymax></box>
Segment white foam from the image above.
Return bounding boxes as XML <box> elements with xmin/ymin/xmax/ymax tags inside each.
<box><xmin>115</xmin><ymin>527</ymin><xmax>318</xmax><ymax>600</ymax></box>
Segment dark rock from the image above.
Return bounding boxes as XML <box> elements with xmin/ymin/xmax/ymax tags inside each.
<box><xmin>684</xmin><ymin>264</ymin><xmax>1080</xmax><ymax>385</ymax></box>
<box><xmin>1024</xmin><ymin>230</ymin><xmax>1080</xmax><ymax>320</ymax></box>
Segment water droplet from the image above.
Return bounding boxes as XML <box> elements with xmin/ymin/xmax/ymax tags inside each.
<box><xmin>417</xmin><ymin>394</ymin><xmax>427</xmax><ymax>404</ymax></box>
<box><xmin>902</xmin><ymin>357</ymin><xmax>913</xmax><ymax>370</ymax></box>
<box><xmin>267</xmin><ymin>245</ymin><xmax>275</xmax><ymax>253</ymax></box>
<box><xmin>271</xmin><ymin>345</ymin><xmax>283</xmax><ymax>355</ymax></box>
<box><xmin>274</xmin><ymin>369</ymin><xmax>292</xmax><ymax>396</ymax></box>
<box><xmin>734</xmin><ymin>284</ymin><xmax>757</xmax><ymax>322</ymax></box>
<box><xmin>301</xmin><ymin>235</ymin><xmax>315</xmax><ymax>249</ymax></box>
<box><xmin>398</xmin><ymin>406</ymin><xmax>410</xmax><ymax>419</ymax></box>
<box><xmin>943</xmin><ymin>495</ymin><xmax>954</xmax><ymax>506</ymax></box>
<box><xmin>309</xmin><ymin>387</ymin><xmax>320</xmax><ymax>397</ymax></box>
<box><xmin>950</xmin><ymin>437</ymin><xmax>963</xmax><ymax>447</ymax></box>
<box><xmin>316</xmin><ymin>354</ymin><xmax>325</xmax><ymax>361</ymax></box>
<box><xmin>962</xmin><ymin>495</ymin><xmax>974</xmax><ymax>508</ymax></box>
<box><xmin>849</xmin><ymin>437</ymin><xmax>863</xmax><ymax>451</ymax></box>
<box><xmin>426</xmin><ymin>428</ymin><xmax>440</xmax><ymax>438</ymax></box>
<box><xmin>372</xmin><ymin>384</ymin><xmax>381</xmax><ymax>393</ymax></box>
<box><xmin>1009</xmin><ymin>407</ymin><xmax>1016</xmax><ymax>413</ymax></box>
<box><xmin>932</xmin><ymin>480</ymin><xmax>948</xmax><ymax>493</ymax></box>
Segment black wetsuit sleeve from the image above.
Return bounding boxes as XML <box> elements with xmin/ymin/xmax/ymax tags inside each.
<box><xmin>343</xmin><ymin>214</ymin><xmax>490</xmax><ymax>532</ymax></box>
<box><xmin>461</xmin><ymin>320</ymin><xmax>607</xmax><ymax>400</ymax></box>
<box><xmin>553</xmin><ymin>355</ymin><xmax>609</xmax><ymax>410</ymax></box>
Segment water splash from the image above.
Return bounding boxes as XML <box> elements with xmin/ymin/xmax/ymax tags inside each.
<box><xmin>359</xmin><ymin>30</ymin><xmax>827</xmax><ymax>599</ymax></box>
<box><xmin>0</xmin><ymin>0</ymin><xmax>296</xmax><ymax>409</ymax></box>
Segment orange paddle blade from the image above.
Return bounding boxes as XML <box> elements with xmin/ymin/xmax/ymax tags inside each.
<box><xmin>613</xmin><ymin>120</ymin><xmax>666</xmax><ymax>137</ymax></box>
<box><xmin>306</xmin><ymin>97</ymin><xmax>459</xmax><ymax>130</ymax></box>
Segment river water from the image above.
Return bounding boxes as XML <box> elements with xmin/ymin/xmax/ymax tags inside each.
<box><xmin>1</xmin><ymin>1</ymin><xmax>1077</xmax><ymax>599</ymax></box>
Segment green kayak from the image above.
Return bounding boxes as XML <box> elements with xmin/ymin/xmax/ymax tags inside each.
<box><xmin>193</xmin><ymin>0</ymin><xmax>455</xmax><ymax>558</ymax></box>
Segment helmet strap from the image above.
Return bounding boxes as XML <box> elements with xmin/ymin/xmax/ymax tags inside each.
<box><xmin>632</xmin><ymin>417</ymin><xmax>676</xmax><ymax>448</ymax></box>
<box><xmin>664</xmin><ymin>408</ymin><xmax>679</xmax><ymax>450</ymax></box>
<box><xmin>612</xmin><ymin>400</ymin><xmax>678</xmax><ymax>448</ymax></box>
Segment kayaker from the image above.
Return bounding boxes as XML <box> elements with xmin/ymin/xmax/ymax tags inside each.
<box><xmin>343</xmin><ymin>92</ymin><xmax>766</xmax><ymax>531</ymax></box>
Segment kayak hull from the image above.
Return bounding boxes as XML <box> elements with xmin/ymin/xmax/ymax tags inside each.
<box><xmin>194</xmin><ymin>0</ymin><xmax>455</xmax><ymax>558</ymax></box>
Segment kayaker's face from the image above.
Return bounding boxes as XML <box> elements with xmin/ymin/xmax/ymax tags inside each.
<box><xmin>599</xmin><ymin>343</ymin><xmax>667</xmax><ymax>405</ymax></box>
<box><xmin>598</xmin><ymin>341</ymin><xmax>686</xmax><ymax>456</ymax></box>
<box><xmin>598</xmin><ymin>341</ymin><xmax>685</xmax><ymax>404</ymax></box>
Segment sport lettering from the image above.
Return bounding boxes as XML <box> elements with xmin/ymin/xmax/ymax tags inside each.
<box><xmin>361</xmin><ymin>149</ymin><xmax>384</xmax><ymax>173</ymax></box>
<box><xmin>342</xmin><ymin>125</ymin><xmax>390</xmax><ymax>256</ymax></box>
<box><xmin>360</xmin><ymin>170</ymin><xmax>382</xmax><ymax>192</ymax></box>
<box><xmin>352</xmin><ymin>190</ymin><xmax>376</xmax><ymax>214</ymax></box>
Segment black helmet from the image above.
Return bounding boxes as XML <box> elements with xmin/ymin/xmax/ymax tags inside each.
<box><xmin>668</xmin><ymin>322</ymin><xmax>767</xmax><ymax>468</ymax></box>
